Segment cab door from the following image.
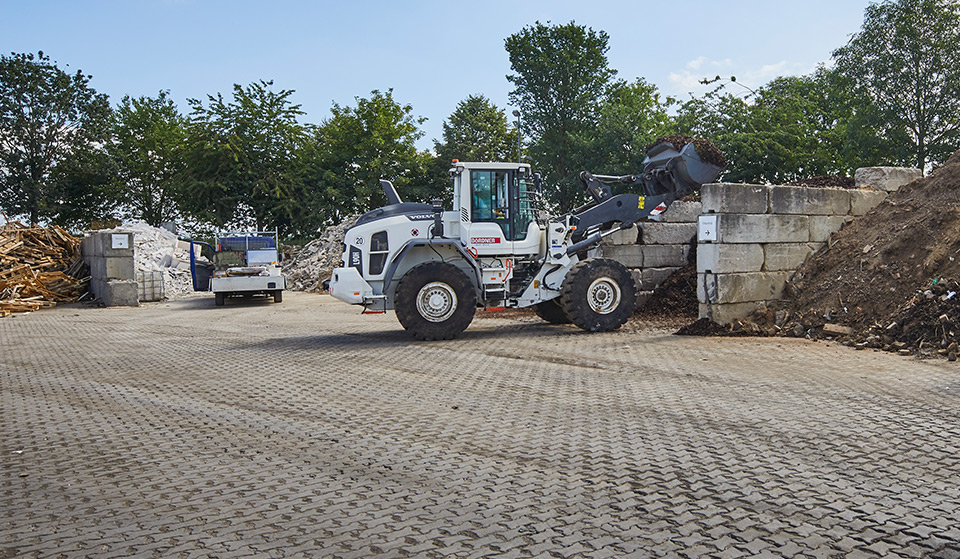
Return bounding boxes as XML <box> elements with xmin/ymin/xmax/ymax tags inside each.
<box><xmin>463</xmin><ymin>168</ymin><xmax>514</xmax><ymax>255</ymax></box>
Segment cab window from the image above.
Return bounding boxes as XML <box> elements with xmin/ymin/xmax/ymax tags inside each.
<box><xmin>471</xmin><ymin>170</ymin><xmax>508</xmax><ymax>222</ymax></box>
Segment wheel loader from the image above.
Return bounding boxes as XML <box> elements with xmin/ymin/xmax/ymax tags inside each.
<box><xmin>327</xmin><ymin>140</ymin><xmax>723</xmax><ymax>340</ymax></box>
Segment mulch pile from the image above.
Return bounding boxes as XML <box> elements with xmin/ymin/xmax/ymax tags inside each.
<box><xmin>0</xmin><ymin>222</ymin><xmax>88</xmax><ymax>316</ymax></box>
<box><xmin>685</xmin><ymin>149</ymin><xmax>960</xmax><ymax>358</ymax></box>
<box><xmin>648</xmin><ymin>135</ymin><xmax>728</xmax><ymax>168</ymax></box>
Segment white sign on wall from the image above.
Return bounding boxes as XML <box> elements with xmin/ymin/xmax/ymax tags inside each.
<box><xmin>698</xmin><ymin>215</ymin><xmax>718</xmax><ymax>242</ymax></box>
<box><xmin>111</xmin><ymin>233</ymin><xmax>130</xmax><ymax>249</ymax></box>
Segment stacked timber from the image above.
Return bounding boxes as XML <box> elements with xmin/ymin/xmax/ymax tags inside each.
<box><xmin>0</xmin><ymin>222</ymin><xmax>88</xmax><ymax>316</ymax></box>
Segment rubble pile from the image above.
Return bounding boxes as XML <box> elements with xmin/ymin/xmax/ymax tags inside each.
<box><xmin>123</xmin><ymin>222</ymin><xmax>200</xmax><ymax>299</ymax></box>
<box><xmin>0</xmin><ymin>222</ymin><xmax>88</xmax><ymax>316</ymax></box>
<box><xmin>689</xmin><ymin>149</ymin><xmax>960</xmax><ymax>358</ymax></box>
<box><xmin>283</xmin><ymin>216</ymin><xmax>358</xmax><ymax>292</ymax></box>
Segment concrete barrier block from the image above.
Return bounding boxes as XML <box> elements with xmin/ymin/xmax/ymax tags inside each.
<box><xmin>662</xmin><ymin>200</ymin><xmax>702</xmax><ymax>222</ymax></box>
<box><xmin>699</xmin><ymin>301</ymin><xmax>764</xmax><ymax>324</ymax></box>
<box><xmin>603</xmin><ymin>227</ymin><xmax>639</xmax><ymax>246</ymax></box>
<box><xmin>809</xmin><ymin>215</ymin><xmax>851</xmax><ymax>243</ymax></box>
<box><xmin>849</xmin><ymin>189</ymin><xmax>888</xmax><ymax>215</ymax></box>
<box><xmin>630</xmin><ymin>269</ymin><xmax>642</xmax><ymax>289</ymax></box>
<box><xmin>639</xmin><ymin>267</ymin><xmax>679</xmax><ymax>290</ymax></box>
<box><xmin>698</xmin><ymin>243</ymin><xmax>764</xmax><ymax>273</ymax></box>
<box><xmin>769</xmin><ymin>186</ymin><xmax>851</xmax><ymax>215</ymax></box>
<box><xmin>603</xmin><ymin>245</ymin><xmax>643</xmax><ymax>268</ymax></box>
<box><xmin>642</xmin><ymin>222</ymin><xmax>698</xmax><ymax>245</ymax></box>
<box><xmin>854</xmin><ymin>166</ymin><xmax>922</xmax><ymax>192</ymax></box>
<box><xmin>642</xmin><ymin>244</ymin><xmax>688</xmax><ymax>268</ymax></box>
<box><xmin>718</xmin><ymin>214</ymin><xmax>809</xmax><ymax>243</ymax></box>
<box><xmin>104</xmin><ymin>256</ymin><xmax>135</xmax><ymax>280</ymax></box>
<box><xmin>697</xmin><ymin>271</ymin><xmax>791</xmax><ymax>304</ymax></box>
<box><xmin>102</xmin><ymin>279</ymin><xmax>139</xmax><ymax>307</ymax></box>
<box><xmin>702</xmin><ymin>183</ymin><xmax>769</xmax><ymax>214</ymax></box>
<box><xmin>763</xmin><ymin>243</ymin><xmax>814</xmax><ymax>271</ymax></box>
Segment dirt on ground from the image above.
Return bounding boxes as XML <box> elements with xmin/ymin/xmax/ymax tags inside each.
<box><xmin>691</xmin><ymin>150</ymin><xmax>960</xmax><ymax>358</ymax></box>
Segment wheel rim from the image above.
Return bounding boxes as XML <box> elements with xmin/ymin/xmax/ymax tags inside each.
<box><xmin>416</xmin><ymin>281</ymin><xmax>458</xmax><ymax>322</ymax></box>
<box><xmin>587</xmin><ymin>276</ymin><xmax>621</xmax><ymax>314</ymax></box>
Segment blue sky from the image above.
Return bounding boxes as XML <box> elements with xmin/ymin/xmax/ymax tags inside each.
<box><xmin>2</xmin><ymin>0</ymin><xmax>871</xmax><ymax>149</ymax></box>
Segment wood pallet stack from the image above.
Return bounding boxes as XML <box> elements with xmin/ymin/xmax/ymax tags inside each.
<box><xmin>0</xmin><ymin>222</ymin><xmax>88</xmax><ymax>317</ymax></box>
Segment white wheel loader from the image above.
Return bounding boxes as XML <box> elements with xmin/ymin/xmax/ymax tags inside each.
<box><xmin>327</xmin><ymin>140</ymin><xmax>723</xmax><ymax>340</ymax></box>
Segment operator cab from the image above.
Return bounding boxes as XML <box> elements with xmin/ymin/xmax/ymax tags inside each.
<box><xmin>450</xmin><ymin>161</ymin><xmax>542</xmax><ymax>256</ymax></box>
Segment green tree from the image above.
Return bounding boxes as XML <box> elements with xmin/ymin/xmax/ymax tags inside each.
<box><xmin>110</xmin><ymin>90</ymin><xmax>188</xmax><ymax>226</ymax></box>
<box><xmin>585</xmin><ymin>78</ymin><xmax>672</xmax><ymax>174</ymax></box>
<box><xmin>833</xmin><ymin>0</ymin><xmax>960</xmax><ymax>169</ymax></box>
<box><xmin>435</xmin><ymin>94</ymin><xmax>518</xmax><ymax>164</ymax></box>
<box><xmin>505</xmin><ymin>21</ymin><xmax>617</xmax><ymax>210</ymax></box>
<box><xmin>308</xmin><ymin>89</ymin><xmax>436</xmax><ymax>224</ymax></box>
<box><xmin>184</xmin><ymin>80</ymin><xmax>309</xmax><ymax>235</ymax></box>
<box><xmin>0</xmin><ymin>51</ymin><xmax>112</xmax><ymax>224</ymax></box>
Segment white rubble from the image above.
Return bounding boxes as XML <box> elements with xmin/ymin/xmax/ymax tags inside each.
<box><xmin>283</xmin><ymin>216</ymin><xmax>358</xmax><ymax>292</ymax></box>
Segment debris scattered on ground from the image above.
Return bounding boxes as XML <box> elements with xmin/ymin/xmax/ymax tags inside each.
<box><xmin>787</xmin><ymin>175</ymin><xmax>856</xmax><ymax>188</ymax></box>
<box><xmin>0</xmin><ymin>222</ymin><xmax>88</xmax><ymax>316</ymax></box>
<box><xmin>283</xmin><ymin>216</ymin><xmax>358</xmax><ymax>292</ymax></box>
<box><xmin>647</xmin><ymin>135</ymin><xmax>727</xmax><ymax>168</ymax></box>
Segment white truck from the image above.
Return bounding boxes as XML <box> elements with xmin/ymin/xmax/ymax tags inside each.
<box><xmin>327</xmin><ymin>140</ymin><xmax>723</xmax><ymax>339</ymax></box>
<box><xmin>190</xmin><ymin>232</ymin><xmax>286</xmax><ymax>306</ymax></box>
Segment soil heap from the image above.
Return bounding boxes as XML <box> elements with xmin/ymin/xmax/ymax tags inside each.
<box><xmin>283</xmin><ymin>216</ymin><xmax>358</xmax><ymax>292</ymax></box>
<box><xmin>705</xmin><ymin>150</ymin><xmax>960</xmax><ymax>357</ymax></box>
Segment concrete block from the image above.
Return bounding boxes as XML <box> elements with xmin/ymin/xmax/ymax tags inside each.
<box><xmin>697</xmin><ymin>271</ymin><xmax>791</xmax><ymax>304</ymax></box>
<box><xmin>699</xmin><ymin>301</ymin><xmax>764</xmax><ymax>324</ymax></box>
<box><xmin>849</xmin><ymin>189</ymin><xmax>888</xmax><ymax>215</ymax></box>
<box><xmin>854</xmin><ymin>166</ymin><xmax>922</xmax><ymax>192</ymax></box>
<box><xmin>662</xmin><ymin>200</ymin><xmax>702</xmax><ymax>222</ymax></box>
<box><xmin>104</xmin><ymin>256</ymin><xmax>135</xmax><ymax>280</ymax></box>
<box><xmin>603</xmin><ymin>227</ymin><xmax>639</xmax><ymax>246</ymax></box>
<box><xmin>90</xmin><ymin>278</ymin><xmax>139</xmax><ymax>306</ymax></box>
<box><xmin>717</xmin><ymin>214</ymin><xmax>809</xmax><ymax>243</ymax></box>
<box><xmin>603</xmin><ymin>245</ymin><xmax>643</xmax><ymax>268</ymax></box>
<box><xmin>698</xmin><ymin>243</ymin><xmax>764</xmax><ymax>274</ymax></box>
<box><xmin>642</xmin><ymin>222</ymin><xmax>698</xmax><ymax>245</ymax></box>
<box><xmin>701</xmin><ymin>183</ymin><xmax>769</xmax><ymax>214</ymax></box>
<box><xmin>642</xmin><ymin>244</ymin><xmax>688</xmax><ymax>268</ymax></box>
<box><xmin>630</xmin><ymin>269</ymin><xmax>642</xmax><ymax>289</ymax></box>
<box><xmin>809</xmin><ymin>215</ymin><xmax>851</xmax><ymax>243</ymax></box>
<box><xmin>769</xmin><ymin>186</ymin><xmax>851</xmax><ymax>215</ymax></box>
<box><xmin>638</xmin><ymin>267</ymin><xmax>679</xmax><ymax>290</ymax></box>
<box><xmin>763</xmin><ymin>243</ymin><xmax>815</xmax><ymax>272</ymax></box>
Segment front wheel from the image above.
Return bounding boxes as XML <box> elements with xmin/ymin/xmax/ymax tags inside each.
<box><xmin>273</xmin><ymin>290</ymin><xmax>283</xmax><ymax>303</ymax></box>
<box><xmin>395</xmin><ymin>262</ymin><xmax>477</xmax><ymax>341</ymax></box>
<box><xmin>214</xmin><ymin>292</ymin><xmax>225</xmax><ymax>306</ymax></box>
<box><xmin>560</xmin><ymin>258</ymin><xmax>636</xmax><ymax>332</ymax></box>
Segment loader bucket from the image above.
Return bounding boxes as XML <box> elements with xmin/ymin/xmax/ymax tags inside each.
<box><xmin>643</xmin><ymin>141</ymin><xmax>723</xmax><ymax>194</ymax></box>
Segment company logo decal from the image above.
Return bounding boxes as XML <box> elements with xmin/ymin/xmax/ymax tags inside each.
<box><xmin>470</xmin><ymin>237</ymin><xmax>501</xmax><ymax>244</ymax></box>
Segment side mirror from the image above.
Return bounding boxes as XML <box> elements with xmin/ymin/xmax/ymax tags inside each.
<box><xmin>534</xmin><ymin>173</ymin><xmax>543</xmax><ymax>194</ymax></box>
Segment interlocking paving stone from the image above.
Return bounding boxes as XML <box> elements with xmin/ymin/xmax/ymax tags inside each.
<box><xmin>1</xmin><ymin>293</ymin><xmax>960</xmax><ymax>558</ymax></box>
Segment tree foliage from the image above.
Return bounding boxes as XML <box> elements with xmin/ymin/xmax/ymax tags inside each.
<box><xmin>184</xmin><ymin>80</ymin><xmax>309</xmax><ymax>235</ymax></box>
<box><xmin>505</xmin><ymin>21</ymin><xmax>617</xmax><ymax>210</ymax></box>
<box><xmin>110</xmin><ymin>90</ymin><xmax>188</xmax><ymax>226</ymax></box>
<box><xmin>585</xmin><ymin>79</ymin><xmax>672</xmax><ymax>174</ymax></box>
<box><xmin>0</xmin><ymin>51</ymin><xmax>112</xmax><ymax>224</ymax></box>
<box><xmin>309</xmin><ymin>89</ymin><xmax>436</xmax><ymax>225</ymax></box>
<box><xmin>833</xmin><ymin>0</ymin><xmax>960</xmax><ymax>169</ymax></box>
<box><xmin>435</xmin><ymin>94</ymin><xmax>518</xmax><ymax>164</ymax></box>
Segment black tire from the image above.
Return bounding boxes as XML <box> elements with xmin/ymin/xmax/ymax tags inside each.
<box><xmin>395</xmin><ymin>262</ymin><xmax>477</xmax><ymax>341</ymax></box>
<box><xmin>560</xmin><ymin>258</ymin><xmax>636</xmax><ymax>332</ymax></box>
<box><xmin>215</xmin><ymin>292</ymin><xmax>225</xmax><ymax>306</ymax></box>
<box><xmin>533</xmin><ymin>298</ymin><xmax>571</xmax><ymax>324</ymax></box>
<box><xmin>273</xmin><ymin>290</ymin><xmax>283</xmax><ymax>303</ymax></box>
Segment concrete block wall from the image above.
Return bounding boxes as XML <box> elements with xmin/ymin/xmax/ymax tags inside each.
<box><xmin>81</xmin><ymin>231</ymin><xmax>139</xmax><ymax>306</ymax></box>
<box><xmin>602</xmin><ymin>200</ymin><xmax>700</xmax><ymax>307</ymax></box>
<box><xmin>697</xmin><ymin>181</ymin><xmax>892</xmax><ymax>324</ymax></box>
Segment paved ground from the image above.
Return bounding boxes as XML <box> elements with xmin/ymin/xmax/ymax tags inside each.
<box><xmin>2</xmin><ymin>292</ymin><xmax>960</xmax><ymax>559</ymax></box>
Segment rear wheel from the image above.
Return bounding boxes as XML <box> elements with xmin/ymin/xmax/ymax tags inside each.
<box><xmin>533</xmin><ymin>298</ymin><xmax>571</xmax><ymax>324</ymax></box>
<box><xmin>560</xmin><ymin>258</ymin><xmax>636</xmax><ymax>332</ymax></box>
<box><xmin>395</xmin><ymin>262</ymin><xmax>477</xmax><ymax>340</ymax></box>
<box><xmin>273</xmin><ymin>290</ymin><xmax>283</xmax><ymax>303</ymax></box>
<box><xmin>215</xmin><ymin>292</ymin><xmax>225</xmax><ymax>306</ymax></box>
